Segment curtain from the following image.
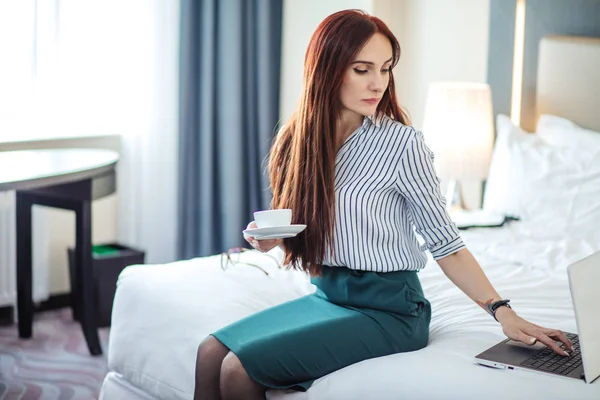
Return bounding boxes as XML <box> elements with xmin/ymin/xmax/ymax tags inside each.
<box><xmin>117</xmin><ymin>0</ymin><xmax>181</xmax><ymax>264</ymax></box>
<box><xmin>178</xmin><ymin>0</ymin><xmax>283</xmax><ymax>259</ymax></box>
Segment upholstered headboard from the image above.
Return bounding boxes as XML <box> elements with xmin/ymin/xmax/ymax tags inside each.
<box><xmin>536</xmin><ymin>35</ymin><xmax>600</xmax><ymax>132</ymax></box>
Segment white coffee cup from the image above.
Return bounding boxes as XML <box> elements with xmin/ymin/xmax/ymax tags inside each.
<box><xmin>254</xmin><ymin>209</ymin><xmax>292</xmax><ymax>228</ymax></box>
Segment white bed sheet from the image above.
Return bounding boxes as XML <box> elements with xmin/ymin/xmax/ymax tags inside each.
<box><xmin>101</xmin><ymin>224</ymin><xmax>600</xmax><ymax>400</ymax></box>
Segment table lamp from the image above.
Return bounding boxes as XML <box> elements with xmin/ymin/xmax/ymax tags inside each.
<box><xmin>422</xmin><ymin>82</ymin><xmax>494</xmax><ymax>213</ymax></box>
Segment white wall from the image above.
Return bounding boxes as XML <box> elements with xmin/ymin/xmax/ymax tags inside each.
<box><xmin>44</xmin><ymin>195</ymin><xmax>118</xmax><ymax>293</ymax></box>
<box><xmin>280</xmin><ymin>0</ymin><xmax>491</xmax><ymax>208</ymax></box>
<box><xmin>280</xmin><ymin>0</ymin><xmax>490</xmax><ymax>131</ymax></box>
<box><xmin>375</xmin><ymin>0</ymin><xmax>491</xmax><ymax>208</ymax></box>
<box><xmin>375</xmin><ymin>0</ymin><xmax>491</xmax><ymax>131</ymax></box>
<box><xmin>279</xmin><ymin>0</ymin><xmax>374</xmax><ymax>123</ymax></box>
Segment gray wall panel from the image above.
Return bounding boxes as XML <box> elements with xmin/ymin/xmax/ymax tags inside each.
<box><xmin>487</xmin><ymin>0</ymin><xmax>517</xmax><ymax>122</ymax></box>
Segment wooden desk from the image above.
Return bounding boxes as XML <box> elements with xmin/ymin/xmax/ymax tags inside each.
<box><xmin>0</xmin><ymin>148</ymin><xmax>119</xmax><ymax>356</ymax></box>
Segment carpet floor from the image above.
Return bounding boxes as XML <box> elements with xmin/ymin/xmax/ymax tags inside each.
<box><xmin>0</xmin><ymin>308</ymin><xmax>109</xmax><ymax>400</ymax></box>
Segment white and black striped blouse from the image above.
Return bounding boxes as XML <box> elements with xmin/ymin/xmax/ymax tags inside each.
<box><xmin>323</xmin><ymin>114</ymin><xmax>465</xmax><ymax>271</ymax></box>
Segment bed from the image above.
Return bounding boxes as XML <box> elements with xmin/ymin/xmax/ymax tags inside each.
<box><xmin>99</xmin><ymin>35</ymin><xmax>600</xmax><ymax>399</ymax></box>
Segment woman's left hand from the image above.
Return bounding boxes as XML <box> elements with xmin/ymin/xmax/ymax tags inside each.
<box><xmin>495</xmin><ymin>307</ymin><xmax>573</xmax><ymax>356</ymax></box>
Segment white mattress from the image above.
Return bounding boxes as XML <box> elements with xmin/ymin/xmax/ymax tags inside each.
<box><xmin>101</xmin><ymin>225</ymin><xmax>600</xmax><ymax>400</ymax></box>
<box><xmin>99</xmin><ymin>372</ymin><xmax>156</xmax><ymax>400</ymax></box>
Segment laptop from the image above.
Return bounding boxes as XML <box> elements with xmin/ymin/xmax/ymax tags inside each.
<box><xmin>474</xmin><ymin>251</ymin><xmax>600</xmax><ymax>384</ymax></box>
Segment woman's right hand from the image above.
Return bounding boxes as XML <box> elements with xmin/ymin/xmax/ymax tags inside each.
<box><xmin>244</xmin><ymin>221</ymin><xmax>283</xmax><ymax>252</ymax></box>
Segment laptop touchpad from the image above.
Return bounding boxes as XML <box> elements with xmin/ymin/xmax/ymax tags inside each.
<box><xmin>506</xmin><ymin>340</ymin><xmax>547</xmax><ymax>351</ymax></box>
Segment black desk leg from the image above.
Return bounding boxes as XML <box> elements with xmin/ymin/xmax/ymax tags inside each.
<box><xmin>16</xmin><ymin>192</ymin><xmax>34</xmax><ymax>338</ymax></box>
<box><xmin>75</xmin><ymin>200</ymin><xmax>102</xmax><ymax>356</ymax></box>
<box><xmin>69</xmin><ymin>251</ymin><xmax>82</xmax><ymax>322</ymax></box>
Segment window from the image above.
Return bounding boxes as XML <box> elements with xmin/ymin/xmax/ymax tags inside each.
<box><xmin>0</xmin><ymin>0</ymin><xmax>155</xmax><ymax>143</ymax></box>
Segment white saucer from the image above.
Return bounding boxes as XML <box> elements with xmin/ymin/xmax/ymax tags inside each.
<box><xmin>243</xmin><ymin>224</ymin><xmax>306</xmax><ymax>240</ymax></box>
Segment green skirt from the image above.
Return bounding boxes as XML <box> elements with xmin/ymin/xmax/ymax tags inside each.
<box><xmin>211</xmin><ymin>265</ymin><xmax>431</xmax><ymax>391</ymax></box>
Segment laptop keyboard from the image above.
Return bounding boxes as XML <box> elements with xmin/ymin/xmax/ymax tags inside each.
<box><xmin>520</xmin><ymin>333</ymin><xmax>582</xmax><ymax>376</ymax></box>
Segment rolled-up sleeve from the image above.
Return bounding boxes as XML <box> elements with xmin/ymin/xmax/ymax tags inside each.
<box><xmin>396</xmin><ymin>131</ymin><xmax>465</xmax><ymax>260</ymax></box>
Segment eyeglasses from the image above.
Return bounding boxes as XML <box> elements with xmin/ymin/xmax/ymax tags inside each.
<box><xmin>220</xmin><ymin>247</ymin><xmax>281</xmax><ymax>276</ymax></box>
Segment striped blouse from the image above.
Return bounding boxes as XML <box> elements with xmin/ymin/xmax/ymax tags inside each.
<box><xmin>322</xmin><ymin>114</ymin><xmax>465</xmax><ymax>271</ymax></box>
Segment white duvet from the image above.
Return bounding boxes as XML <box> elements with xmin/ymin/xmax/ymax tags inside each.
<box><xmin>105</xmin><ymin>224</ymin><xmax>600</xmax><ymax>400</ymax></box>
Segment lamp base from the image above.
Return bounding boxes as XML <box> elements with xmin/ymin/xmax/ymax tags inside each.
<box><xmin>445</xmin><ymin>180</ymin><xmax>467</xmax><ymax>213</ymax></box>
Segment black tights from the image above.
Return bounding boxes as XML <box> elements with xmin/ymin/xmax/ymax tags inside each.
<box><xmin>193</xmin><ymin>336</ymin><xmax>266</xmax><ymax>400</ymax></box>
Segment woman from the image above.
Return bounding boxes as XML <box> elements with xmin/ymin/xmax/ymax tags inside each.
<box><xmin>194</xmin><ymin>10</ymin><xmax>572</xmax><ymax>400</ymax></box>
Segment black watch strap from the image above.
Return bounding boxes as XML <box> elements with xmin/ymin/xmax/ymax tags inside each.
<box><xmin>487</xmin><ymin>299</ymin><xmax>511</xmax><ymax>322</ymax></box>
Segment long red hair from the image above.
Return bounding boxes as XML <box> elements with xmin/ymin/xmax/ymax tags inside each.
<box><xmin>268</xmin><ymin>10</ymin><xmax>409</xmax><ymax>275</ymax></box>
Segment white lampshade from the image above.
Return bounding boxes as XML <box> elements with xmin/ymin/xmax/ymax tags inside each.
<box><xmin>422</xmin><ymin>82</ymin><xmax>494</xmax><ymax>181</ymax></box>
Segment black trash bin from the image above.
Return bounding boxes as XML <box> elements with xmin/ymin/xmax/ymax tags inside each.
<box><xmin>67</xmin><ymin>243</ymin><xmax>145</xmax><ymax>327</ymax></box>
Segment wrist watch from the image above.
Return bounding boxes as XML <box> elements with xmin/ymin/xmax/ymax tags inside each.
<box><xmin>486</xmin><ymin>299</ymin><xmax>512</xmax><ymax>322</ymax></box>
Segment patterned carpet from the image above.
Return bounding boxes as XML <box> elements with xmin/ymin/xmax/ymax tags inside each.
<box><xmin>0</xmin><ymin>308</ymin><xmax>110</xmax><ymax>400</ymax></box>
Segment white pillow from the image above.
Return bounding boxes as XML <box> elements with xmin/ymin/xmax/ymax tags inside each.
<box><xmin>535</xmin><ymin>114</ymin><xmax>600</xmax><ymax>235</ymax></box>
<box><xmin>483</xmin><ymin>114</ymin><xmax>600</xmax><ymax>237</ymax></box>
<box><xmin>536</xmin><ymin>114</ymin><xmax>600</xmax><ymax>154</ymax></box>
<box><xmin>482</xmin><ymin>115</ymin><xmax>540</xmax><ymax>218</ymax></box>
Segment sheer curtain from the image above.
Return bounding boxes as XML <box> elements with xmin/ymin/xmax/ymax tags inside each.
<box><xmin>43</xmin><ymin>0</ymin><xmax>181</xmax><ymax>265</ymax></box>
<box><xmin>117</xmin><ymin>0</ymin><xmax>181</xmax><ymax>264</ymax></box>
<box><xmin>0</xmin><ymin>1</ymin><xmax>36</xmax><ymax>141</ymax></box>
<box><xmin>41</xmin><ymin>0</ymin><xmax>181</xmax><ymax>264</ymax></box>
